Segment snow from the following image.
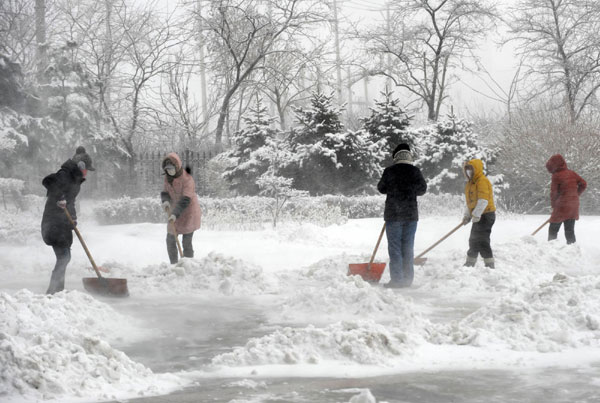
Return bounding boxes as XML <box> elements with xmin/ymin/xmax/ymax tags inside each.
<box><xmin>0</xmin><ymin>290</ymin><xmax>187</xmax><ymax>402</ymax></box>
<box><xmin>1</xmin><ymin>211</ymin><xmax>600</xmax><ymax>401</ymax></box>
<box><xmin>104</xmin><ymin>252</ymin><xmax>279</xmax><ymax>297</ymax></box>
<box><xmin>348</xmin><ymin>389</ymin><xmax>377</xmax><ymax>403</ymax></box>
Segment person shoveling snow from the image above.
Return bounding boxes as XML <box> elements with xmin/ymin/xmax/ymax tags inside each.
<box><xmin>161</xmin><ymin>152</ymin><xmax>202</xmax><ymax>264</ymax></box>
<box><xmin>41</xmin><ymin>146</ymin><xmax>94</xmax><ymax>294</ymax></box>
<box><xmin>377</xmin><ymin>143</ymin><xmax>427</xmax><ymax>288</ymax></box>
<box><xmin>462</xmin><ymin>159</ymin><xmax>496</xmax><ymax>269</ymax></box>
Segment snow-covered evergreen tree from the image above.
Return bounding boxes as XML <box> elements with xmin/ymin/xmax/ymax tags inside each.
<box><xmin>223</xmin><ymin>99</ymin><xmax>279</xmax><ymax>195</ymax></box>
<box><xmin>412</xmin><ymin>114</ymin><xmax>497</xmax><ymax>194</ymax></box>
<box><xmin>362</xmin><ymin>89</ymin><xmax>413</xmax><ymax>167</ymax></box>
<box><xmin>286</xmin><ymin>92</ymin><xmax>386</xmax><ymax>195</ymax></box>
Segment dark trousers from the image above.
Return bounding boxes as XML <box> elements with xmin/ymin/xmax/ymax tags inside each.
<box><xmin>467</xmin><ymin>212</ymin><xmax>495</xmax><ymax>259</ymax></box>
<box><xmin>166</xmin><ymin>232</ymin><xmax>194</xmax><ymax>264</ymax></box>
<box><xmin>386</xmin><ymin>221</ymin><xmax>418</xmax><ymax>286</ymax></box>
<box><xmin>47</xmin><ymin>246</ymin><xmax>71</xmax><ymax>294</ymax></box>
<box><xmin>549</xmin><ymin>219</ymin><xmax>576</xmax><ymax>244</ymax></box>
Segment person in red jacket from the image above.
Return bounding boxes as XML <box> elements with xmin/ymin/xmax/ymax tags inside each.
<box><xmin>545</xmin><ymin>154</ymin><xmax>587</xmax><ymax>244</ymax></box>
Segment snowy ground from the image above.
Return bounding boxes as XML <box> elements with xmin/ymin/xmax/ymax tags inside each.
<box><xmin>1</xmin><ymin>208</ymin><xmax>600</xmax><ymax>402</ymax></box>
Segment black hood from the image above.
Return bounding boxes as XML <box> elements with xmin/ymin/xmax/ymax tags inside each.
<box><xmin>61</xmin><ymin>159</ymin><xmax>85</xmax><ymax>183</ymax></box>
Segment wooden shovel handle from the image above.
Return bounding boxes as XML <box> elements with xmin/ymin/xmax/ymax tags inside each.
<box><xmin>368</xmin><ymin>223</ymin><xmax>386</xmax><ymax>271</ymax></box>
<box><xmin>166</xmin><ymin>208</ymin><xmax>184</xmax><ymax>258</ymax></box>
<box><xmin>531</xmin><ymin>217</ymin><xmax>551</xmax><ymax>236</ymax></box>
<box><xmin>63</xmin><ymin>207</ymin><xmax>103</xmax><ymax>279</ymax></box>
<box><xmin>415</xmin><ymin>222</ymin><xmax>464</xmax><ymax>260</ymax></box>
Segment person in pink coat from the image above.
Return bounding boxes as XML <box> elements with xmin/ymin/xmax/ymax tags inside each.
<box><xmin>545</xmin><ymin>154</ymin><xmax>587</xmax><ymax>244</ymax></box>
<box><xmin>160</xmin><ymin>152</ymin><xmax>202</xmax><ymax>263</ymax></box>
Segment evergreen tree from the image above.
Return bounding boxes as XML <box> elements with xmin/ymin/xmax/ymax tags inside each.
<box><xmin>412</xmin><ymin>114</ymin><xmax>497</xmax><ymax>194</ymax></box>
<box><xmin>286</xmin><ymin>92</ymin><xmax>386</xmax><ymax>195</ymax></box>
<box><xmin>223</xmin><ymin>99</ymin><xmax>278</xmax><ymax>195</ymax></box>
<box><xmin>362</xmin><ymin>89</ymin><xmax>412</xmax><ymax>166</ymax></box>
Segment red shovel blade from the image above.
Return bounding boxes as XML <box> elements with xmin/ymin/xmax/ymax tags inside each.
<box><xmin>348</xmin><ymin>263</ymin><xmax>386</xmax><ymax>283</ymax></box>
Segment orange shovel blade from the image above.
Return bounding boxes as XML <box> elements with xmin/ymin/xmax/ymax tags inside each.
<box><xmin>348</xmin><ymin>263</ymin><xmax>386</xmax><ymax>283</ymax></box>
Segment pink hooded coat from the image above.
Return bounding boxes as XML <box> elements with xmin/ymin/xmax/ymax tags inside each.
<box><xmin>163</xmin><ymin>152</ymin><xmax>202</xmax><ymax>234</ymax></box>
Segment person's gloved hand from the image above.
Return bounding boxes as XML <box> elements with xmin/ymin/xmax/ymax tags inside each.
<box><xmin>462</xmin><ymin>214</ymin><xmax>471</xmax><ymax>225</ymax></box>
<box><xmin>472</xmin><ymin>215</ymin><xmax>481</xmax><ymax>223</ymax></box>
<box><xmin>57</xmin><ymin>200</ymin><xmax>67</xmax><ymax>209</ymax></box>
<box><xmin>168</xmin><ymin>214</ymin><xmax>176</xmax><ymax>223</ymax></box>
<box><xmin>162</xmin><ymin>200</ymin><xmax>171</xmax><ymax>212</ymax></box>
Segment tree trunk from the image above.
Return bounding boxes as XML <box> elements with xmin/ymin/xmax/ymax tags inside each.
<box><xmin>35</xmin><ymin>0</ymin><xmax>47</xmax><ymax>77</ymax></box>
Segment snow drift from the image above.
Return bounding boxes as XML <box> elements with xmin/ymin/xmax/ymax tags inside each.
<box><xmin>0</xmin><ymin>290</ymin><xmax>185</xmax><ymax>402</ymax></box>
<box><xmin>212</xmin><ymin>320</ymin><xmax>425</xmax><ymax>367</ymax></box>
<box><xmin>104</xmin><ymin>252</ymin><xmax>279</xmax><ymax>297</ymax></box>
<box><xmin>429</xmin><ymin>273</ymin><xmax>600</xmax><ymax>352</ymax></box>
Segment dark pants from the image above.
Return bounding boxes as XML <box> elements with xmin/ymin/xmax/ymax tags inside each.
<box><xmin>166</xmin><ymin>232</ymin><xmax>194</xmax><ymax>264</ymax></box>
<box><xmin>47</xmin><ymin>246</ymin><xmax>71</xmax><ymax>294</ymax></box>
<box><xmin>468</xmin><ymin>212</ymin><xmax>495</xmax><ymax>259</ymax></box>
<box><xmin>549</xmin><ymin>219</ymin><xmax>576</xmax><ymax>244</ymax></box>
<box><xmin>386</xmin><ymin>221</ymin><xmax>418</xmax><ymax>287</ymax></box>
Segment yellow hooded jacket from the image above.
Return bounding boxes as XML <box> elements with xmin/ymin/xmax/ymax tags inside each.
<box><xmin>464</xmin><ymin>159</ymin><xmax>495</xmax><ymax>214</ymax></box>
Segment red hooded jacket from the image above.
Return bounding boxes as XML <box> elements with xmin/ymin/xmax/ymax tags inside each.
<box><xmin>546</xmin><ymin>154</ymin><xmax>587</xmax><ymax>222</ymax></box>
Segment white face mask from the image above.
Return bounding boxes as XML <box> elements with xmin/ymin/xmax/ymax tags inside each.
<box><xmin>465</xmin><ymin>167</ymin><xmax>474</xmax><ymax>180</ymax></box>
<box><xmin>165</xmin><ymin>166</ymin><xmax>176</xmax><ymax>176</ymax></box>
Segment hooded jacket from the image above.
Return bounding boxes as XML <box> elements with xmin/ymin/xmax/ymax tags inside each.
<box><xmin>546</xmin><ymin>154</ymin><xmax>587</xmax><ymax>222</ymax></box>
<box><xmin>161</xmin><ymin>152</ymin><xmax>202</xmax><ymax>234</ymax></box>
<box><xmin>464</xmin><ymin>159</ymin><xmax>496</xmax><ymax>214</ymax></box>
<box><xmin>41</xmin><ymin>159</ymin><xmax>85</xmax><ymax>247</ymax></box>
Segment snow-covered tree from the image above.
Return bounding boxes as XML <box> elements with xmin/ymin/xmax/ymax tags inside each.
<box><xmin>362</xmin><ymin>89</ymin><xmax>413</xmax><ymax>166</ymax></box>
<box><xmin>44</xmin><ymin>44</ymin><xmax>99</xmax><ymax>147</ymax></box>
<box><xmin>223</xmin><ymin>100</ymin><xmax>279</xmax><ymax>195</ymax></box>
<box><xmin>287</xmin><ymin>92</ymin><xmax>386</xmax><ymax>195</ymax></box>
<box><xmin>412</xmin><ymin>114</ymin><xmax>497</xmax><ymax>194</ymax></box>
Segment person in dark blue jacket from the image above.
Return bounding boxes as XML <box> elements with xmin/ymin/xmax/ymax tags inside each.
<box><xmin>41</xmin><ymin>146</ymin><xmax>95</xmax><ymax>294</ymax></box>
<box><xmin>377</xmin><ymin>143</ymin><xmax>427</xmax><ymax>288</ymax></box>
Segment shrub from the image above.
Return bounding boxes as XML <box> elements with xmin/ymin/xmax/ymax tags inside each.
<box><xmin>93</xmin><ymin>193</ymin><xmax>465</xmax><ymax>229</ymax></box>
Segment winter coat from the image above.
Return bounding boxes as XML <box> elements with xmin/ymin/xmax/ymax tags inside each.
<box><xmin>161</xmin><ymin>152</ymin><xmax>202</xmax><ymax>234</ymax></box>
<box><xmin>41</xmin><ymin>159</ymin><xmax>85</xmax><ymax>248</ymax></box>
<box><xmin>546</xmin><ymin>154</ymin><xmax>587</xmax><ymax>223</ymax></box>
<box><xmin>377</xmin><ymin>162</ymin><xmax>427</xmax><ymax>221</ymax></box>
<box><xmin>464</xmin><ymin>159</ymin><xmax>496</xmax><ymax>214</ymax></box>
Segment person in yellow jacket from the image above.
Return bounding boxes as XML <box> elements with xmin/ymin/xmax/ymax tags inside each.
<box><xmin>462</xmin><ymin>159</ymin><xmax>496</xmax><ymax>269</ymax></box>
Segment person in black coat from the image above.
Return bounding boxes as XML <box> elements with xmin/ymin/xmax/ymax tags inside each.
<box><xmin>41</xmin><ymin>146</ymin><xmax>95</xmax><ymax>294</ymax></box>
<box><xmin>377</xmin><ymin>143</ymin><xmax>427</xmax><ymax>288</ymax></box>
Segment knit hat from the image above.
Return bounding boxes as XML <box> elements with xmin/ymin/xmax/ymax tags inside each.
<box><xmin>392</xmin><ymin>143</ymin><xmax>410</xmax><ymax>158</ymax></box>
<box><xmin>72</xmin><ymin>146</ymin><xmax>95</xmax><ymax>171</ymax></box>
<box><xmin>393</xmin><ymin>149</ymin><xmax>413</xmax><ymax>164</ymax></box>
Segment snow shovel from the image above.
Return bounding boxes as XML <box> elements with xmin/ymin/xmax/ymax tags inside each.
<box><xmin>414</xmin><ymin>222</ymin><xmax>464</xmax><ymax>266</ymax></box>
<box><xmin>165</xmin><ymin>208</ymin><xmax>184</xmax><ymax>258</ymax></box>
<box><xmin>531</xmin><ymin>217</ymin><xmax>551</xmax><ymax>236</ymax></box>
<box><xmin>348</xmin><ymin>223</ymin><xmax>387</xmax><ymax>283</ymax></box>
<box><xmin>62</xmin><ymin>207</ymin><xmax>129</xmax><ymax>297</ymax></box>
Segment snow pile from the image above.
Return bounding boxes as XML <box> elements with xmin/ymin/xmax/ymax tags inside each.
<box><xmin>108</xmin><ymin>252</ymin><xmax>278</xmax><ymax>296</ymax></box>
<box><xmin>430</xmin><ymin>274</ymin><xmax>600</xmax><ymax>352</ymax></box>
<box><xmin>0</xmin><ymin>290</ymin><xmax>185</xmax><ymax>401</ymax></box>
<box><xmin>349</xmin><ymin>389</ymin><xmax>377</xmax><ymax>403</ymax></box>
<box><xmin>276</xmin><ymin>257</ymin><xmax>424</xmax><ymax>324</ymax></box>
<box><xmin>416</xmin><ymin>237</ymin><xmax>590</xmax><ymax>296</ymax></box>
<box><xmin>224</xmin><ymin>379</ymin><xmax>267</xmax><ymax>390</ymax></box>
<box><xmin>212</xmin><ymin>320</ymin><xmax>424</xmax><ymax>367</ymax></box>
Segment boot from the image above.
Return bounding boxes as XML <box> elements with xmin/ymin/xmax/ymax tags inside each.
<box><xmin>484</xmin><ymin>258</ymin><xmax>495</xmax><ymax>269</ymax></box>
<box><xmin>464</xmin><ymin>256</ymin><xmax>477</xmax><ymax>267</ymax></box>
